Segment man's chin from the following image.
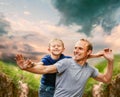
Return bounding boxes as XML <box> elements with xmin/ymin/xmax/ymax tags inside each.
<box><xmin>74</xmin><ymin>57</ymin><xmax>80</xmax><ymax>61</ymax></box>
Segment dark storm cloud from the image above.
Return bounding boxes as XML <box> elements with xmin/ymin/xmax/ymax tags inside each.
<box><xmin>0</xmin><ymin>44</ymin><xmax>7</xmax><ymax>49</ymax></box>
<box><xmin>17</xmin><ymin>44</ymin><xmax>47</xmax><ymax>60</ymax></box>
<box><xmin>52</xmin><ymin>0</ymin><xmax>120</xmax><ymax>35</ymax></box>
<box><xmin>0</xmin><ymin>53</ymin><xmax>16</xmax><ymax>63</ymax></box>
<box><xmin>21</xmin><ymin>44</ymin><xmax>46</xmax><ymax>55</ymax></box>
<box><xmin>0</xmin><ymin>13</ymin><xmax>11</xmax><ymax>36</ymax></box>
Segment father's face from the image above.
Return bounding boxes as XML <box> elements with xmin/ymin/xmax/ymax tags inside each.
<box><xmin>73</xmin><ymin>40</ymin><xmax>89</xmax><ymax>61</ymax></box>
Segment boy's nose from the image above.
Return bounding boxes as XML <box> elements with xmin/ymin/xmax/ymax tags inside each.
<box><xmin>55</xmin><ymin>46</ymin><xmax>58</xmax><ymax>48</ymax></box>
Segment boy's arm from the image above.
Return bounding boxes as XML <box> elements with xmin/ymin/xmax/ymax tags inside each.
<box><xmin>15</xmin><ymin>54</ymin><xmax>58</xmax><ymax>74</ymax></box>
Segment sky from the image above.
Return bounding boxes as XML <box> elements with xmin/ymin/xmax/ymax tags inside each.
<box><xmin>0</xmin><ymin>0</ymin><xmax>120</xmax><ymax>63</ymax></box>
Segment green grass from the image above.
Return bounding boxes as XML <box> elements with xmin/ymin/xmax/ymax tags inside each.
<box><xmin>0</xmin><ymin>61</ymin><xmax>40</xmax><ymax>91</ymax></box>
<box><xmin>0</xmin><ymin>54</ymin><xmax>120</xmax><ymax>94</ymax></box>
<box><xmin>84</xmin><ymin>54</ymin><xmax>120</xmax><ymax>96</ymax></box>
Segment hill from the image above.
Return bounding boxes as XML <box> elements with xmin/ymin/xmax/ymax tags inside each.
<box><xmin>0</xmin><ymin>54</ymin><xmax>120</xmax><ymax>97</ymax></box>
<box><xmin>83</xmin><ymin>54</ymin><xmax>120</xmax><ymax>97</ymax></box>
<box><xmin>0</xmin><ymin>61</ymin><xmax>40</xmax><ymax>97</ymax></box>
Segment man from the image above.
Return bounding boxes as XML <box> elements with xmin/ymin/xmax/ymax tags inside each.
<box><xmin>16</xmin><ymin>39</ymin><xmax>114</xmax><ymax>97</ymax></box>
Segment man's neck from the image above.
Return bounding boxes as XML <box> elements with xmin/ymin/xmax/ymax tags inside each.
<box><xmin>75</xmin><ymin>59</ymin><xmax>87</xmax><ymax>66</ymax></box>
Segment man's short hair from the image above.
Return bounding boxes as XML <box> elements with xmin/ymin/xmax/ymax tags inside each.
<box><xmin>80</xmin><ymin>39</ymin><xmax>93</xmax><ymax>51</ymax></box>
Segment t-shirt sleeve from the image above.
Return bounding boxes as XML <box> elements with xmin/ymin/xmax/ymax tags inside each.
<box><xmin>91</xmin><ymin>67</ymin><xmax>99</xmax><ymax>78</ymax></box>
<box><xmin>41</xmin><ymin>57</ymin><xmax>46</xmax><ymax>65</ymax></box>
<box><xmin>54</xmin><ymin>59</ymin><xmax>69</xmax><ymax>73</ymax></box>
<box><xmin>40</xmin><ymin>55</ymin><xmax>49</xmax><ymax>65</ymax></box>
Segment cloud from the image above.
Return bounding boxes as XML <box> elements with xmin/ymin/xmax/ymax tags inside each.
<box><xmin>52</xmin><ymin>0</ymin><xmax>120</xmax><ymax>35</ymax></box>
<box><xmin>0</xmin><ymin>13</ymin><xmax>11</xmax><ymax>36</ymax></box>
<box><xmin>0</xmin><ymin>13</ymin><xmax>120</xmax><ymax>63</ymax></box>
<box><xmin>0</xmin><ymin>16</ymin><xmax>49</xmax><ymax>61</ymax></box>
<box><xmin>105</xmin><ymin>25</ymin><xmax>120</xmax><ymax>53</ymax></box>
<box><xmin>23</xmin><ymin>11</ymin><xmax>31</xmax><ymax>15</ymax></box>
<box><xmin>0</xmin><ymin>15</ymin><xmax>87</xmax><ymax>61</ymax></box>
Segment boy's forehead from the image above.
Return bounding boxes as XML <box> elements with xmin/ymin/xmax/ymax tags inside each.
<box><xmin>50</xmin><ymin>40</ymin><xmax>63</xmax><ymax>45</ymax></box>
<box><xmin>51</xmin><ymin>40</ymin><xmax>62</xmax><ymax>43</ymax></box>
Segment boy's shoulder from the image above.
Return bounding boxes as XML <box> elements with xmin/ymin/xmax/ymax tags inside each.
<box><xmin>41</xmin><ymin>55</ymin><xmax>51</xmax><ymax>61</ymax></box>
<box><xmin>61</xmin><ymin>54</ymin><xmax>72</xmax><ymax>59</ymax></box>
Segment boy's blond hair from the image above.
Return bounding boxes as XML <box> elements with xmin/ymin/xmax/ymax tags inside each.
<box><xmin>48</xmin><ymin>38</ymin><xmax>64</xmax><ymax>48</ymax></box>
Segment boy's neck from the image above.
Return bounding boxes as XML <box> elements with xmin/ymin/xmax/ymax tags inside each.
<box><xmin>50</xmin><ymin>54</ymin><xmax>61</xmax><ymax>60</ymax></box>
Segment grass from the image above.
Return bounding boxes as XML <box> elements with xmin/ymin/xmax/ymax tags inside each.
<box><xmin>84</xmin><ymin>54</ymin><xmax>120</xmax><ymax>96</ymax></box>
<box><xmin>0</xmin><ymin>54</ymin><xmax>120</xmax><ymax>94</ymax></box>
<box><xmin>0</xmin><ymin>61</ymin><xmax>41</xmax><ymax>91</ymax></box>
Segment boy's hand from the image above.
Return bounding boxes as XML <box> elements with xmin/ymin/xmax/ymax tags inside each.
<box><xmin>15</xmin><ymin>54</ymin><xmax>33</xmax><ymax>70</ymax></box>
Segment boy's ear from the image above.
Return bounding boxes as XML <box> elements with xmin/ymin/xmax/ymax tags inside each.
<box><xmin>63</xmin><ymin>48</ymin><xmax>65</xmax><ymax>51</ymax></box>
<box><xmin>48</xmin><ymin>47</ymin><xmax>50</xmax><ymax>52</ymax></box>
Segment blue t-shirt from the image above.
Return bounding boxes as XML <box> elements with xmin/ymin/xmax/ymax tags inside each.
<box><xmin>40</xmin><ymin>54</ymin><xmax>71</xmax><ymax>87</ymax></box>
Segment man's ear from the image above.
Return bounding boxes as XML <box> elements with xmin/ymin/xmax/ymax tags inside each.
<box><xmin>87</xmin><ymin>50</ymin><xmax>92</xmax><ymax>56</ymax></box>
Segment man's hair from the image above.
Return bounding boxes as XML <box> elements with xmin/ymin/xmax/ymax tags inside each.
<box><xmin>48</xmin><ymin>38</ymin><xmax>64</xmax><ymax>47</ymax></box>
<box><xmin>80</xmin><ymin>39</ymin><xmax>93</xmax><ymax>50</ymax></box>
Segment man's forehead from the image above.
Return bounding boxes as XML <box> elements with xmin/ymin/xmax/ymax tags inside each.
<box><xmin>75</xmin><ymin>41</ymin><xmax>88</xmax><ymax>47</ymax></box>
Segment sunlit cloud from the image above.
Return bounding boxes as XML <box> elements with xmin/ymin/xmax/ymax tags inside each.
<box><xmin>23</xmin><ymin>11</ymin><xmax>31</xmax><ymax>15</ymax></box>
<box><xmin>105</xmin><ymin>25</ymin><xmax>120</xmax><ymax>53</ymax></box>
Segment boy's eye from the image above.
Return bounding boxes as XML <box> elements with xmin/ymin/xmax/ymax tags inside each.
<box><xmin>51</xmin><ymin>45</ymin><xmax>61</xmax><ymax>47</ymax></box>
<box><xmin>52</xmin><ymin>45</ymin><xmax>55</xmax><ymax>47</ymax></box>
<box><xmin>57</xmin><ymin>45</ymin><xmax>61</xmax><ymax>47</ymax></box>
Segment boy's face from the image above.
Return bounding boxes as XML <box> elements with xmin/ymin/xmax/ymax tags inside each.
<box><xmin>48</xmin><ymin>40</ymin><xmax>65</xmax><ymax>56</ymax></box>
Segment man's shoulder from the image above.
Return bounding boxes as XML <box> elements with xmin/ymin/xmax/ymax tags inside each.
<box><xmin>85</xmin><ymin>63</ymin><xmax>97</xmax><ymax>71</ymax></box>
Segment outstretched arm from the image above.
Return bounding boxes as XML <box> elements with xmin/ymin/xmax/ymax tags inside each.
<box><xmin>94</xmin><ymin>48</ymin><xmax>114</xmax><ymax>83</ymax></box>
<box><xmin>15</xmin><ymin>54</ymin><xmax>57</xmax><ymax>74</ymax></box>
<box><xmin>88</xmin><ymin>50</ymin><xmax>104</xmax><ymax>58</ymax></box>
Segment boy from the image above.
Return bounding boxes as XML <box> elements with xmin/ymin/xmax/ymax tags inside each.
<box><xmin>17</xmin><ymin>38</ymin><xmax>71</xmax><ymax>97</ymax></box>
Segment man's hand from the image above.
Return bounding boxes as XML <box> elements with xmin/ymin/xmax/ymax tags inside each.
<box><xmin>103</xmin><ymin>48</ymin><xmax>114</xmax><ymax>63</ymax></box>
<box><xmin>15</xmin><ymin>54</ymin><xmax>33</xmax><ymax>70</ymax></box>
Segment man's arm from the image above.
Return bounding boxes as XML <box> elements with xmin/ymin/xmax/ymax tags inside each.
<box><xmin>94</xmin><ymin>48</ymin><xmax>114</xmax><ymax>83</ymax></box>
<box><xmin>15</xmin><ymin>54</ymin><xmax>58</xmax><ymax>74</ymax></box>
<box><xmin>88</xmin><ymin>51</ymin><xmax>104</xmax><ymax>58</ymax></box>
<box><xmin>25</xmin><ymin>62</ymin><xmax>57</xmax><ymax>74</ymax></box>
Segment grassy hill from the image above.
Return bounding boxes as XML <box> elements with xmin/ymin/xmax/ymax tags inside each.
<box><xmin>0</xmin><ymin>61</ymin><xmax>40</xmax><ymax>91</ymax></box>
<box><xmin>0</xmin><ymin>54</ymin><xmax>120</xmax><ymax>96</ymax></box>
<box><xmin>84</xmin><ymin>54</ymin><xmax>120</xmax><ymax>96</ymax></box>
